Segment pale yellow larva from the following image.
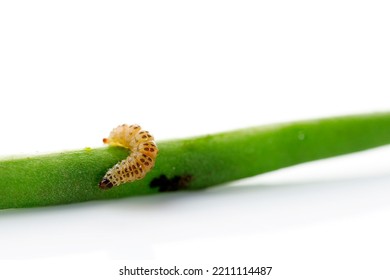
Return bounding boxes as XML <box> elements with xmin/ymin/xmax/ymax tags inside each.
<box><xmin>99</xmin><ymin>124</ymin><xmax>158</xmax><ymax>189</ymax></box>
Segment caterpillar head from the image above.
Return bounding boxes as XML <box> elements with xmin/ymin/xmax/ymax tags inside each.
<box><xmin>99</xmin><ymin>177</ymin><xmax>114</xmax><ymax>189</ymax></box>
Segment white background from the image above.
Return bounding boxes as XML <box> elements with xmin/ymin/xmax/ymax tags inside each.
<box><xmin>1</xmin><ymin>1</ymin><xmax>390</xmax><ymax>279</ymax></box>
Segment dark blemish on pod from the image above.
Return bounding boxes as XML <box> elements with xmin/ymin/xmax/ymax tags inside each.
<box><xmin>150</xmin><ymin>174</ymin><xmax>193</xmax><ymax>192</ymax></box>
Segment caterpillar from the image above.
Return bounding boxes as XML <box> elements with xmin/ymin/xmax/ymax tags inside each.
<box><xmin>99</xmin><ymin>124</ymin><xmax>158</xmax><ymax>189</ymax></box>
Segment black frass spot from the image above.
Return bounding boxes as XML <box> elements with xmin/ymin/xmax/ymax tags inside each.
<box><xmin>150</xmin><ymin>174</ymin><xmax>193</xmax><ymax>192</ymax></box>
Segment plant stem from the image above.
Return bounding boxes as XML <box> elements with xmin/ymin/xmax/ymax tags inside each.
<box><xmin>1</xmin><ymin>112</ymin><xmax>390</xmax><ymax>209</ymax></box>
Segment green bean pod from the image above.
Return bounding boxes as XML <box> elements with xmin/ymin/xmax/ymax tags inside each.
<box><xmin>1</xmin><ymin>112</ymin><xmax>390</xmax><ymax>209</ymax></box>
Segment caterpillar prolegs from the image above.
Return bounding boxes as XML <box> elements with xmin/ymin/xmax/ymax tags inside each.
<box><xmin>99</xmin><ymin>124</ymin><xmax>158</xmax><ymax>189</ymax></box>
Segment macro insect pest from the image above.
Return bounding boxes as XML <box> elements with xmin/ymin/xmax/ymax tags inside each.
<box><xmin>99</xmin><ymin>124</ymin><xmax>158</xmax><ymax>189</ymax></box>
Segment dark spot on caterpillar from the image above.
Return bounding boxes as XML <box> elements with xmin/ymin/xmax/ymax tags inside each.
<box><xmin>150</xmin><ymin>174</ymin><xmax>193</xmax><ymax>192</ymax></box>
<box><xmin>99</xmin><ymin>178</ymin><xmax>114</xmax><ymax>189</ymax></box>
